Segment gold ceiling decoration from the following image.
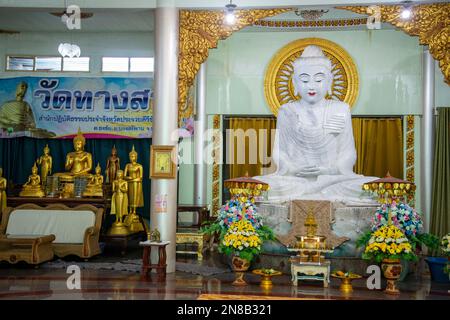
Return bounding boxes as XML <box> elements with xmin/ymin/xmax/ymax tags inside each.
<box><xmin>264</xmin><ymin>37</ymin><xmax>359</xmax><ymax>116</ymax></box>
<box><xmin>178</xmin><ymin>8</ymin><xmax>291</xmax><ymax>125</ymax></box>
<box><xmin>338</xmin><ymin>3</ymin><xmax>450</xmax><ymax>85</ymax></box>
<box><xmin>254</xmin><ymin>18</ymin><xmax>367</xmax><ymax>28</ymax></box>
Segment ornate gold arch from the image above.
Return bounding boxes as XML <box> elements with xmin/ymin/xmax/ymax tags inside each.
<box><xmin>338</xmin><ymin>3</ymin><xmax>450</xmax><ymax>85</ymax></box>
<box><xmin>264</xmin><ymin>37</ymin><xmax>359</xmax><ymax>116</ymax></box>
<box><xmin>178</xmin><ymin>8</ymin><xmax>291</xmax><ymax>125</ymax></box>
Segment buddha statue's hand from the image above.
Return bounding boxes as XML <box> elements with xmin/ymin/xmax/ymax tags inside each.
<box><xmin>296</xmin><ymin>165</ymin><xmax>338</xmax><ymax>177</ymax></box>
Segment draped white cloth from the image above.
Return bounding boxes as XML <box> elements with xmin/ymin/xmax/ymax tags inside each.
<box><xmin>254</xmin><ymin>100</ymin><xmax>377</xmax><ymax>205</ymax></box>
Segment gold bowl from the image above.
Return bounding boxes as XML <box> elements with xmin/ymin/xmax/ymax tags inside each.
<box><xmin>331</xmin><ymin>272</ymin><xmax>362</xmax><ymax>293</ymax></box>
<box><xmin>252</xmin><ymin>269</ymin><xmax>282</xmax><ymax>289</ymax></box>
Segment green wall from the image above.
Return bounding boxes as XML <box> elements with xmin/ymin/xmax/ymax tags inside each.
<box><xmin>192</xmin><ymin>28</ymin><xmax>448</xmax><ymax>214</ymax></box>
<box><xmin>206</xmin><ymin>29</ymin><xmax>423</xmax><ymax>116</ymax></box>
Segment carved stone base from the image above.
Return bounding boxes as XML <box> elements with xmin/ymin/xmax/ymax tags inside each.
<box><xmin>257</xmin><ymin>200</ymin><xmax>376</xmax><ymax>257</ymax></box>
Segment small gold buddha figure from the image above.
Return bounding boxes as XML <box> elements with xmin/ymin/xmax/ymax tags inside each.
<box><xmin>123</xmin><ymin>145</ymin><xmax>144</xmax><ymax>232</ymax></box>
<box><xmin>19</xmin><ymin>162</ymin><xmax>45</xmax><ymax>197</ymax></box>
<box><xmin>0</xmin><ymin>168</ymin><xmax>7</xmax><ymax>212</ymax></box>
<box><xmin>151</xmin><ymin>228</ymin><xmax>161</xmax><ymax>243</ymax></box>
<box><xmin>36</xmin><ymin>144</ymin><xmax>52</xmax><ymax>186</ymax></box>
<box><xmin>55</xmin><ymin>128</ymin><xmax>93</xmax><ymax>182</ymax></box>
<box><xmin>108</xmin><ymin>170</ymin><xmax>131</xmax><ymax>236</ymax></box>
<box><xmin>83</xmin><ymin>163</ymin><xmax>104</xmax><ymax>198</ymax></box>
<box><xmin>106</xmin><ymin>145</ymin><xmax>120</xmax><ymax>184</ymax></box>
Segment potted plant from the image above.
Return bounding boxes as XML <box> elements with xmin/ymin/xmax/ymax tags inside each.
<box><xmin>421</xmin><ymin>233</ymin><xmax>450</xmax><ymax>283</ymax></box>
<box><xmin>220</xmin><ymin>219</ymin><xmax>262</xmax><ymax>285</ymax></box>
<box><xmin>362</xmin><ymin>224</ymin><xmax>417</xmax><ymax>294</ymax></box>
<box><xmin>202</xmin><ymin>198</ymin><xmax>274</xmax><ymax>247</ymax></box>
<box><xmin>202</xmin><ymin>198</ymin><xmax>275</xmax><ymax>285</ymax></box>
<box><xmin>357</xmin><ymin>201</ymin><xmax>426</xmax><ymax>280</ymax></box>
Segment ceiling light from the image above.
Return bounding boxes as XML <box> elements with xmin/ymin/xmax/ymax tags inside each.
<box><xmin>400</xmin><ymin>1</ymin><xmax>413</xmax><ymax>20</ymax></box>
<box><xmin>58</xmin><ymin>43</ymin><xmax>81</xmax><ymax>58</ymax></box>
<box><xmin>224</xmin><ymin>0</ymin><xmax>237</xmax><ymax>25</ymax></box>
<box><xmin>401</xmin><ymin>8</ymin><xmax>411</xmax><ymax>19</ymax></box>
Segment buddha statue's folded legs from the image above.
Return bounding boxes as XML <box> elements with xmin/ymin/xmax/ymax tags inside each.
<box><xmin>257</xmin><ymin>173</ymin><xmax>377</xmax><ymax>205</ymax></box>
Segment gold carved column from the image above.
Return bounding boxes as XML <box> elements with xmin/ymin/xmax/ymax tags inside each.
<box><xmin>339</xmin><ymin>3</ymin><xmax>450</xmax><ymax>85</ymax></box>
<box><xmin>178</xmin><ymin>8</ymin><xmax>291</xmax><ymax>125</ymax></box>
<box><xmin>212</xmin><ymin>115</ymin><xmax>221</xmax><ymax>217</ymax></box>
<box><xmin>405</xmin><ymin>115</ymin><xmax>415</xmax><ymax>183</ymax></box>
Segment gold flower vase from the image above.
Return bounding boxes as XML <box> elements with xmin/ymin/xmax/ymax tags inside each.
<box><xmin>231</xmin><ymin>256</ymin><xmax>251</xmax><ymax>286</ymax></box>
<box><xmin>381</xmin><ymin>258</ymin><xmax>402</xmax><ymax>295</ymax></box>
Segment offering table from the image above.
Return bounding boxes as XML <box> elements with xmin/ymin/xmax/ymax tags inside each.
<box><xmin>291</xmin><ymin>260</ymin><xmax>331</xmax><ymax>288</ymax></box>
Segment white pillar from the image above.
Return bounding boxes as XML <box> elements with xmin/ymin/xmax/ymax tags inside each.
<box><xmin>194</xmin><ymin>63</ymin><xmax>208</xmax><ymax>206</ymax></box>
<box><xmin>421</xmin><ymin>48</ymin><xmax>435</xmax><ymax>233</ymax></box>
<box><xmin>150</xmin><ymin>4</ymin><xmax>179</xmax><ymax>273</ymax></box>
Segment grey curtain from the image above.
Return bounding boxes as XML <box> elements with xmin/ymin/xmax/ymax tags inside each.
<box><xmin>430</xmin><ymin>107</ymin><xmax>450</xmax><ymax>238</ymax></box>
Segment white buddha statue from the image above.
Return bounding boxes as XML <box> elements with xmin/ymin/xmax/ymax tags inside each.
<box><xmin>255</xmin><ymin>45</ymin><xmax>377</xmax><ymax>205</ymax></box>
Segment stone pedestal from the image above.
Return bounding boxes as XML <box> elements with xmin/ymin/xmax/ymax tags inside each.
<box><xmin>257</xmin><ymin>200</ymin><xmax>377</xmax><ymax>257</ymax></box>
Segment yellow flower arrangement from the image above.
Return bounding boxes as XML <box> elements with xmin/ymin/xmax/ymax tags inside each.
<box><xmin>363</xmin><ymin>225</ymin><xmax>417</xmax><ymax>263</ymax></box>
<box><xmin>220</xmin><ymin>219</ymin><xmax>262</xmax><ymax>261</ymax></box>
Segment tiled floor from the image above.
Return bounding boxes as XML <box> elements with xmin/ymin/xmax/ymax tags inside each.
<box><xmin>0</xmin><ymin>251</ymin><xmax>448</xmax><ymax>300</ymax></box>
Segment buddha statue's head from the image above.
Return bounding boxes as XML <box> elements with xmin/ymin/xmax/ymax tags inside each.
<box><xmin>32</xmin><ymin>162</ymin><xmax>38</xmax><ymax>175</ymax></box>
<box><xmin>129</xmin><ymin>145</ymin><xmax>137</xmax><ymax>163</ymax></box>
<box><xmin>44</xmin><ymin>144</ymin><xmax>50</xmax><ymax>155</ymax></box>
<box><xmin>111</xmin><ymin>145</ymin><xmax>117</xmax><ymax>156</ymax></box>
<box><xmin>15</xmin><ymin>81</ymin><xmax>28</xmax><ymax>101</ymax></box>
<box><xmin>292</xmin><ymin>45</ymin><xmax>333</xmax><ymax>105</ymax></box>
<box><xmin>95</xmin><ymin>163</ymin><xmax>101</xmax><ymax>175</ymax></box>
<box><xmin>116</xmin><ymin>170</ymin><xmax>124</xmax><ymax>180</ymax></box>
<box><xmin>73</xmin><ymin>128</ymin><xmax>86</xmax><ymax>151</ymax></box>
<box><xmin>0</xmin><ymin>167</ymin><xmax>3</xmax><ymax>177</ymax></box>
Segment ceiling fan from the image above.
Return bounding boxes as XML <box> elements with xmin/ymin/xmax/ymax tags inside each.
<box><xmin>49</xmin><ymin>11</ymin><xmax>94</xmax><ymax>19</ymax></box>
<box><xmin>0</xmin><ymin>29</ymin><xmax>20</xmax><ymax>34</ymax></box>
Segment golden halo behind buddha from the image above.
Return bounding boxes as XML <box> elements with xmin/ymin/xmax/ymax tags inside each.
<box><xmin>264</xmin><ymin>37</ymin><xmax>359</xmax><ymax>116</ymax></box>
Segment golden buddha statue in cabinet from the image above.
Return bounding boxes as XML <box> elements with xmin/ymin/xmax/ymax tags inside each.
<box><xmin>123</xmin><ymin>145</ymin><xmax>144</xmax><ymax>233</ymax></box>
<box><xmin>36</xmin><ymin>144</ymin><xmax>52</xmax><ymax>186</ymax></box>
<box><xmin>55</xmin><ymin>128</ymin><xmax>93</xmax><ymax>182</ymax></box>
<box><xmin>105</xmin><ymin>145</ymin><xmax>120</xmax><ymax>184</ymax></box>
<box><xmin>83</xmin><ymin>163</ymin><xmax>104</xmax><ymax>198</ymax></box>
<box><xmin>20</xmin><ymin>163</ymin><xmax>45</xmax><ymax>197</ymax></box>
<box><xmin>0</xmin><ymin>168</ymin><xmax>7</xmax><ymax>212</ymax></box>
<box><xmin>108</xmin><ymin>170</ymin><xmax>131</xmax><ymax>236</ymax></box>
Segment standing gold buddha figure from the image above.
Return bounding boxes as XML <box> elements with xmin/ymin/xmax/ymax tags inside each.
<box><xmin>0</xmin><ymin>168</ymin><xmax>7</xmax><ymax>212</ymax></box>
<box><xmin>36</xmin><ymin>144</ymin><xmax>52</xmax><ymax>186</ymax></box>
<box><xmin>108</xmin><ymin>170</ymin><xmax>131</xmax><ymax>236</ymax></box>
<box><xmin>55</xmin><ymin>128</ymin><xmax>93</xmax><ymax>182</ymax></box>
<box><xmin>105</xmin><ymin>145</ymin><xmax>120</xmax><ymax>184</ymax></box>
<box><xmin>19</xmin><ymin>162</ymin><xmax>45</xmax><ymax>197</ymax></box>
<box><xmin>83</xmin><ymin>163</ymin><xmax>104</xmax><ymax>197</ymax></box>
<box><xmin>124</xmin><ymin>145</ymin><xmax>144</xmax><ymax>232</ymax></box>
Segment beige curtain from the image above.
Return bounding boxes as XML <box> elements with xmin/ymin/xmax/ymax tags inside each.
<box><xmin>227</xmin><ymin>116</ymin><xmax>403</xmax><ymax>180</ymax></box>
<box><xmin>228</xmin><ymin>118</ymin><xmax>276</xmax><ymax>178</ymax></box>
<box><xmin>352</xmin><ymin>117</ymin><xmax>403</xmax><ymax>178</ymax></box>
